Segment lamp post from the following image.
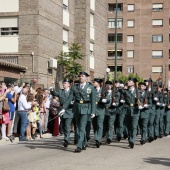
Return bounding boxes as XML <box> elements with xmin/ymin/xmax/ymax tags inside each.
<box><xmin>106</xmin><ymin>68</ymin><xmax>110</xmax><ymax>80</ymax></box>
<box><xmin>114</xmin><ymin>0</ymin><xmax>118</xmax><ymax>80</ymax></box>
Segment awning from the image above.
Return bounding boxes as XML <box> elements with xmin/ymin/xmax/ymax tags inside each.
<box><xmin>0</xmin><ymin>60</ymin><xmax>27</xmax><ymax>71</ymax></box>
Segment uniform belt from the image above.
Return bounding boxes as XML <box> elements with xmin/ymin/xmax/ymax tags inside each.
<box><xmin>76</xmin><ymin>100</ymin><xmax>90</xmax><ymax>104</ymax></box>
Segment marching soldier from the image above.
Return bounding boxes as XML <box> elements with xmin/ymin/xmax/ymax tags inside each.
<box><xmin>138</xmin><ymin>82</ymin><xmax>149</xmax><ymax>145</ymax></box>
<box><xmin>59</xmin><ymin>71</ymin><xmax>96</xmax><ymax>153</ymax></box>
<box><xmin>50</xmin><ymin>79</ymin><xmax>74</xmax><ymax>147</ymax></box>
<box><xmin>119</xmin><ymin>78</ymin><xmax>140</xmax><ymax>148</ymax></box>
<box><xmin>92</xmin><ymin>78</ymin><xmax>110</xmax><ymax>148</ymax></box>
<box><xmin>103</xmin><ymin>80</ymin><xmax>120</xmax><ymax>144</ymax></box>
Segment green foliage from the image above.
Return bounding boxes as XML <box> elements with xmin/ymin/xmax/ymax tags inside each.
<box><xmin>107</xmin><ymin>71</ymin><xmax>143</xmax><ymax>83</ymax></box>
<box><xmin>57</xmin><ymin>43</ymin><xmax>84</xmax><ymax>80</ymax></box>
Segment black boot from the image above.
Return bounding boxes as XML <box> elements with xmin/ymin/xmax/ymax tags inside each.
<box><xmin>75</xmin><ymin>147</ymin><xmax>81</xmax><ymax>153</ymax></box>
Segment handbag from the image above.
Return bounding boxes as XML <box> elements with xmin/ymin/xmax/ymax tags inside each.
<box><xmin>2</xmin><ymin>100</ymin><xmax>10</xmax><ymax>112</ymax></box>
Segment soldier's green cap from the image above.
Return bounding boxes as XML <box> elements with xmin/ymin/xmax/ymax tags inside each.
<box><xmin>139</xmin><ymin>82</ymin><xmax>146</xmax><ymax>86</ymax></box>
<box><xmin>105</xmin><ymin>81</ymin><xmax>113</xmax><ymax>85</ymax></box>
<box><xmin>93</xmin><ymin>78</ymin><xmax>103</xmax><ymax>83</ymax></box>
<box><xmin>63</xmin><ymin>79</ymin><xmax>72</xmax><ymax>83</ymax></box>
<box><xmin>79</xmin><ymin>71</ymin><xmax>89</xmax><ymax>77</ymax></box>
<box><xmin>128</xmin><ymin>78</ymin><xmax>137</xmax><ymax>83</ymax></box>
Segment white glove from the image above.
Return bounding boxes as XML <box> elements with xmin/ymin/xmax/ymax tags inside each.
<box><xmin>120</xmin><ymin>100</ymin><xmax>125</xmax><ymax>103</ymax></box>
<box><xmin>138</xmin><ymin>105</ymin><xmax>144</xmax><ymax>110</ymax></box>
<box><xmin>91</xmin><ymin>114</ymin><xmax>95</xmax><ymax>118</ymax></box>
<box><xmin>58</xmin><ymin>109</ymin><xmax>65</xmax><ymax>116</ymax></box>
<box><xmin>157</xmin><ymin>102</ymin><xmax>160</xmax><ymax>106</ymax></box>
<box><xmin>119</xmin><ymin>84</ymin><xmax>124</xmax><ymax>88</ymax></box>
<box><xmin>168</xmin><ymin>105</ymin><xmax>170</xmax><ymax>109</ymax></box>
<box><xmin>154</xmin><ymin>97</ymin><xmax>158</xmax><ymax>101</ymax></box>
<box><xmin>70</xmin><ymin>101</ymin><xmax>74</xmax><ymax>105</ymax></box>
<box><xmin>112</xmin><ymin>103</ymin><xmax>116</xmax><ymax>106</ymax></box>
<box><xmin>162</xmin><ymin>103</ymin><xmax>165</xmax><ymax>107</ymax></box>
<box><xmin>102</xmin><ymin>99</ymin><xmax>107</xmax><ymax>103</ymax></box>
<box><xmin>144</xmin><ymin>104</ymin><xmax>149</xmax><ymax>108</ymax></box>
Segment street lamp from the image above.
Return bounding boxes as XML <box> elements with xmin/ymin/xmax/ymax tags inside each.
<box><xmin>106</xmin><ymin>67</ymin><xmax>110</xmax><ymax>80</ymax></box>
<box><xmin>114</xmin><ymin>0</ymin><xmax>118</xmax><ymax>80</ymax></box>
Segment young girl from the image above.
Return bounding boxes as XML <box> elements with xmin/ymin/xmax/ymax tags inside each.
<box><xmin>27</xmin><ymin>104</ymin><xmax>37</xmax><ymax>140</ymax></box>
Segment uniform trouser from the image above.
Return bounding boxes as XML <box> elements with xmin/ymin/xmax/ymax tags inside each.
<box><xmin>148</xmin><ymin>111</ymin><xmax>155</xmax><ymax>139</ymax></box>
<box><xmin>116</xmin><ymin>113</ymin><xmax>126</xmax><ymax>139</ymax></box>
<box><xmin>61</xmin><ymin>118</ymin><xmax>72</xmax><ymax>143</ymax></box>
<box><xmin>154</xmin><ymin>109</ymin><xmax>160</xmax><ymax>137</ymax></box>
<box><xmin>159</xmin><ymin>108</ymin><xmax>165</xmax><ymax>135</ymax></box>
<box><xmin>125</xmin><ymin>111</ymin><xmax>139</xmax><ymax>144</ymax></box>
<box><xmin>75</xmin><ymin>114</ymin><xmax>88</xmax><ymax>149</ymax></box>
<box><xmin>86</xmin><ymin>115</ymin><xmax>91</xmax><ymax>140</ymax></box>
<box><xmin>72</xmin><ymin>117</ymin><xmax>78</xmax><ymax>141</ymax></box>
<box><xmin>139</xmin><ymin>111</ymin><xmax>149</xmax><ymax>142</ymax></box>
<box><xmin>104</xmin><ymin>113</ymin><xmax>116</xmax><ymax>141</ymax></box>
<box><xmin>163</xmin><ymin>112</ymin><xmax>170</xmax><ymax>135</ymax></box>
<box><xmin>92</xmin><ymin>114</ymin><xmax>105</xmax><ymax>142</ymax></box>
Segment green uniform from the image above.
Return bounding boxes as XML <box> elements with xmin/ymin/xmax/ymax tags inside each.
<box><xmin>63</xmin><ymin>82</ymin><xmax>96</xmax><ymax>149</ymax></box>
<box><xmin>164</xmin><ymin>94</ymin><xmax>170</xmax><ymax>135</ymax></box>
<box><xmin>138</xmin><ymin>90</ymin><xmax>149</xmax><ymax>143</ymax></box>
<box><xmin>51</xmin><ymin>89</ymin><xmax>74</xmax><ymax>143</ymax></box>
<box><xmin>92</xmin><ymin>88</ymin><xmax>110</xmax><ymax>143</ymax></box>
<box><xmin>104</xmin><ymin>89</ymin><xmax>120</xmax><ymax>142</ymax></box>
<box><xmin>119</xmin><ymin>88</ymin><xmax>140</xmax><ymax>146</ymax></box>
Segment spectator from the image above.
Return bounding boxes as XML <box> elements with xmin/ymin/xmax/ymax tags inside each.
<box><xmin>6</xmin><ymin>84</ymin><xmax>17</xmax><ymax>142</ymax></box>
<box><xmin>50</xmin><ymin>96</ymin><xmax>60</xmax><ymax>136</ymax></box>
<box><xmin>18</xmin><ymin>88</ymin><xmax>31</xmax><ymax>141</ymax></box>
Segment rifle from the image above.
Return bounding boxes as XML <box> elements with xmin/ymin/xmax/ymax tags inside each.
<box><xmin>101</xmin><ymin>77</ymin><xmax>106</xmax><ymax>99</ymax></box>
<box><xmin>144</xmin><ymin>85</ymin><xmax>148</xmax><ymax>105</ymax></box>
<box><xmin>120</xmin><ymin>80</ymin><xmax>126</xmax><ymax>101</ymax></box>
<box><xmin>112</xmin><ymin>79</ymin><xmax>116</xmax><ymax>104</ymax></box>
<box><xmin>135</xmin><ymin>79</ymin><xmax>141</xmax><ymax>107</ymax></box>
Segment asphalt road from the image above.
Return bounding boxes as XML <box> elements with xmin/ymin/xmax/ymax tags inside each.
<box><xmin>0</xmin><ymin>134</ymin><xmax>170</xmax><ymax>170</ymax></box>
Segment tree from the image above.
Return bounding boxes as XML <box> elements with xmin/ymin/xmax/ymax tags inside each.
<box><xmin>57</xmin><ymin>43</ymin><xmax>84</xmax><ymax>81</ymax></box>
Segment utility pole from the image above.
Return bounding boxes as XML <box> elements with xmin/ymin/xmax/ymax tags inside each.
<box><xmin>114</xmin><ymin>0</ymin><xmax>118</xmax><ymax>80</ymax></box>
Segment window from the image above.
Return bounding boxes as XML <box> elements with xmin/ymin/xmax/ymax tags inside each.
<box><xmin>127</xmin><ymin>20</ymin><xmax>134</xmax><ymax>27</ymax></box>
<box><xmin>90</xmin><ymin>0</ymin><xmax>95</xmax><ymax>11</ymax></box>
<box><xmin>127</xmin><ymin>50</ymin><xmax>134</xmax><ymax>58</ymax></box>
<box><xmin>63</xmin><ymin>0</ymin><xmax>68</xmax><ymax>10</ymax></box>
<box><xmin>127</xmin><ymin>66</ymin><xmax>134</xmax><ymax>73</ymax></box>
<box><xmin>0</xmin><ymin>17</ymin><xmax>18</xmax><ymax>36</ymax></box>
<box><xmin>108</xmin><ymin>33</ymin><xmax>123</xmax><ymax>43</ymax></box>
<box><xmin>127</xmin><ymin>4</ymin><xmax>134</xmax><ymax>11</ymax></box>
<box><xmin>152</xmin><ymin>35</ymin><xmax>163</xmax><ymax>42</ymax></box>
<box><xmin>90</xmin><ymin>43</ymin><xmax>94</xmax><ymax>56</ymax></box>
<box><xmin>108</xmin><ymin>50</ymin><xmax>122</xmax><ymax>59</ymax></box>
<box><xmin>108</xmin><ymin>66</ymin><xmax>122</xmax><ymax>72</ymax></box>
<box><xmin>127</xmin><ymin>35</ymin><xmax>134</xmax><ymax>42</ymax></box>
<box><xmin>108</xmin><ymin>18</ymin><xmax>123</xmax><ymax>28</ymax></box>
<box><xmin>152</xmin><ymin>51</ymin><xmax>163</xmax><ymax>58</ymax></box>
<box><xmin>108</xmin><ymin>3</ymin><xmax>123</xmax><ymax>12</ymax></box>
<box><xmin>153</xmin><ymin>4</ymin><xmax>163</xmax><ymax>11</ymax></box>
<box><xmin>152</xmin><ymin>66</ymin><xmax>162</xmax><ymax>73</ymax></box>
<box><xmin>63</xmin><ymin>29</ymin><xmax>68</xmax><ymax>45</ymax></box>
<box><xmin>90</xmin><ymin>13</ymin><xmax>94</xmax><ymax>27</ymax></box>
<box><xmin>152</xmin><ymin>19</ymin><xmax>163</xmax><ymax>27</ymax></box>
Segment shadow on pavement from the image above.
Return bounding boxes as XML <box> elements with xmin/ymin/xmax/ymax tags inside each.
<box><xmin>143</xmin><ymin>157</ymin><xmax>170</xmax><ymax>167</ymax></box>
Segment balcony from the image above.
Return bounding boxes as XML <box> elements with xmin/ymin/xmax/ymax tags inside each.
<box><xmin>0</xmin><ymin>55</ymin><xmax>18</xmax><ymax>64</ymax></box>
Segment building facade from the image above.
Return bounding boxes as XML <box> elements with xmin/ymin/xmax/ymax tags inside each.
<box><xmin>107</xmin><ymin>0</ymin><xmax>170</xmax><ymax>86</ymax></box>
<box><xmin>0</xmin><ymin>0</ymin><xmax>108</xmax><ymax>88</ymax></box>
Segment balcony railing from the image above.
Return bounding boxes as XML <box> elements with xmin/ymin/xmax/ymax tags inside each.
<box><xmin>0</xmin><ymin>56</ymin><xmax>18</xmax><ymax>64</ymax></box>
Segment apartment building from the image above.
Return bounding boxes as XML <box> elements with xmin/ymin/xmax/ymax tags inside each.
<box><xmin>107</xmin><ymin>0</ymin><xmax>170</xmax><ymax>86</ymax></box>
<box><xmin>0</xmin><ymin>0</ymin><xmax>108</xmax><ymax>88</ymax></box>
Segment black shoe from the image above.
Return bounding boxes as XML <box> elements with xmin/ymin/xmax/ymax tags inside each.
<box><xmin>63</xmin><ymin>141</ymin><xmax>68</xmax><ymax>147</ymax></box>
<box><xmin>74</xmin><ymin>140</ymin><xmax>78</xmax><ymax>145</ymax></box>
<box><xmin>7</xmin><ymin>136</ymin><xmax>13</xmax><ymax>143</ymax></box>
<box><xmin>35</xmin><ymin>132</ymin><xmax>38</xmax><ymax>138</ymax></box>
<box><xmin>106</xmin><ymin>138</ymin><xmax>111</xmax><ymax>144</ymax></box>
<box><xmin>82</xmin><ymin>146</ymin><xmax>86</xmax><ymax>150</ymax></box>
<box><xmin>129</xmin><ymin>142</ymin><xmax>134</xmax><ymax>149</ymax></box>
<box><xmin>159</xmin><ymin>134</ymin><xmax>163</xmax><ymax>138</ymax></box>
<box><xmin>87</xmin><ymin>137</ymin><xmax>90</xmax><ymax>142</ymax></box>
<box><xmin>123</xmin><ymin>134</ymin><xmax>128</xmax><ymax>139</ymax></box>
<box><xmin>96</xmin><ymin>141</ymin><xmax>100</xmax><ymax>148</ymax></box>
<box><xmin>75</xmin><ymin>147</ymin><xmax>81</xmax><ymax>153</ymax></box>
<box><xmin>165</xmin><ymin>133</ymin><xmax>168</xmax><ymax>136</ymax></box>
<box><xmin>117</xmin><ymin>137</ymin><xmax>121</xmax><ymax>142</ymax></box>
<box><xmin>148</xmin><ymin>137</ymin><xmax>154</xmax><ymax>143</ymax></box>
<box><xmin>140</xmin><ymin>140</ymin><xmax>145</xmax><ymax>145</ymax></box>
<box><xmin>154</xmin><ymin>136</ymin><xmax>158</xmax><ymax>140</ymax></box>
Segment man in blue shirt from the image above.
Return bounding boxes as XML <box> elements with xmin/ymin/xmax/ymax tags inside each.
<box><xmin>6</xmin><ymin>84</ymin><xmax>17</xmax><ymax>142</ymax></box>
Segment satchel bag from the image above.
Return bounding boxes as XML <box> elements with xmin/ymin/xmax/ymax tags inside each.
<box><xmin>2</xmin><ymin>100</ymin><xmax>10</xmax><ymax>112</ymax></box>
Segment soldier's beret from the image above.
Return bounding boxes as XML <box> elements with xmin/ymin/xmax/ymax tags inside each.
<box><xmin>93</xmin><ymin>78</ymin><xmax>103</xmax><ymax>83</ymax></box>
<box><xmin>79</xmin><ymin>71</ymin><xmax>89</xmax><ymax>77</ymax></box>
<box><xmin>144</xmin><ymin>78</ymin><xmax>152</xmax><ymax>83</ymax></box>
<box><xmin>128</xmin><ymin>78</ymin><xmax>137</xmax><ymax>83</ymax></box>
<box><xmin>114</xmin><ymin>80</ymin><xmax>120</xmax><ymax>83</ymax></box>
<box><xmin>105</xmin><ymin>81</ymin><xmax>113</xmax><ymax>85</ymax></box>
